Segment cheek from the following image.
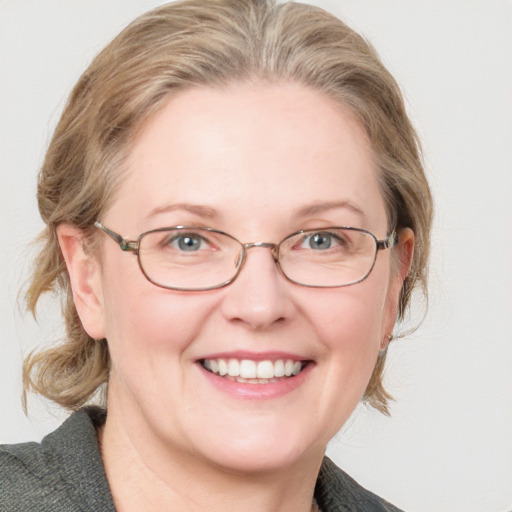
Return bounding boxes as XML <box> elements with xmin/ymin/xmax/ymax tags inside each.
<box><xmin>106</xmin><ymin>292</ymin><xmax>204</xmax><ymax>349</ymax></box>
<box><xmin>309</xmin><ymin>280</ymin><xmax>388</xmax><ymax>346</ymax></box>
<box><xmin>306</xmin><ymin>272</ymin><xmax>391</xmax><ymax>379</ymax></box>
<box><xmin>99</xmin><ymin>256</ymin><xmax>214</xmax><ymax>376</ymax></box>
<box><xmin>293</xmin><ymin>282</ymin><xmax>390</xmax><ymax>436</ymax></box>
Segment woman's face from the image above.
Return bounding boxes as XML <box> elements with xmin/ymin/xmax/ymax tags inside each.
<box><xmin>87</xmin><ymin>83</ymin><xmax>407</xmax><ymax>473</ymax></box>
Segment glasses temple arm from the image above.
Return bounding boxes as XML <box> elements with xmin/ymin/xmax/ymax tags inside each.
<box><xmin>376</xmin><ymin>231</ymin><xmax>398</xmax><ymax>251</ymax></box>
<box><xmin>94</xmin><ymin>221</ymin><xmax>139</xmax><ymax>252</ymax></box>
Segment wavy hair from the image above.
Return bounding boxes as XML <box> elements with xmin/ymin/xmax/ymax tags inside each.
<box><xmin>23</xmin><ymin>0</ymin><xmax>433</xmax><ymax>414</ymax></box>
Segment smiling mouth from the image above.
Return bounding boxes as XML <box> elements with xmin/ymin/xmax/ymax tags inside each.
<box><xmin>200</xmin><ymin>358</ymin><xmax>309</xmax><ymax>384</ymax></box>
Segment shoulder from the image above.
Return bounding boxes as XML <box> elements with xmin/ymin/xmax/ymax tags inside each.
<box><xmin>0</xmin><ymin>407</ymin><xmax>115</xmax><ymax>512</ymax></box>
<box><xmin>0</xmin><ymin>438</ymin><xmax>61</xmax><ymax>511</ymax></box>
<box><xmin>315</xmin><ymin>456</ymin><xmax>404</xmax><ymax>512</ymax></box>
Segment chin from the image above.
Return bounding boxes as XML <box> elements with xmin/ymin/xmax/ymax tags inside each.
<box><xmin>180</xmin><ymin>417</ymin><xmax>327</xmax><ymax>475</ymax></box>
<box><xmin>203</xmin><ymin>442</ymin><xmax>319</xmax><ymax>476</ymax></box>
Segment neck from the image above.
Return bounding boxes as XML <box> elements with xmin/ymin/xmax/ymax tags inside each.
<box><xmin>99</xmin><ymin>404</ymin><xmax>323</xmax><ymax>512</ymax></box>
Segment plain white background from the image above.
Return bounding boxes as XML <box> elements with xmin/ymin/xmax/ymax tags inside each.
<box><xmin>1</xmin><ymin>1</ymin><xmax>511</xmax><ymax>511</ymax></box>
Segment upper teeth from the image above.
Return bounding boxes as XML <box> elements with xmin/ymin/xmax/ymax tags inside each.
<box><xmin>203</xmin><ymin>358</ymin><xmax>303</xmax><ymax>379</ymax></box>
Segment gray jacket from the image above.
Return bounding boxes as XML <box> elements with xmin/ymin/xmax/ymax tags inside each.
<box><xmin>1</xmin><ymin>408</ymin><xmax>403</xmax><ymax>511</ymax></box>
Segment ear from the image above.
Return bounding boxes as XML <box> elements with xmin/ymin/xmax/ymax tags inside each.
<box><xmin>57</xmin><ymin>223</ymin><xmax>106</xmax><ymax>340</ymax></box>
<box><xmin>380</xmin><ymin>228</ymin><xmax>415</xmax><ymax>349</ymax></box>
<box><xmin>395</xmin><ymin>227</ymin><xmax>415</xmax><ymax>282</ymax></box>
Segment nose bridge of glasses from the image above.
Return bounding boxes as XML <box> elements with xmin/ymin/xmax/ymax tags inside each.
<box><xmin>243</xmin><ymin>241</ymin><xmax>277</xmax><ymax>249</ymax></box>
<box><xmin>235</xmin><ymin>241</ymin><xmax>279</xmax><ymax>268</ymax></box>
<box><xmin>243</xmin><ymin>241</ymin><xmax>279</xmax><ymax>259</ymax></box>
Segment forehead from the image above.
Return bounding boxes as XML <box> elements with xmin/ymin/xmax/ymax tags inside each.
<box><xmin>109</xmin><ymin>82</ymin><xmax>387</xmax><ymax>235</ymax></box>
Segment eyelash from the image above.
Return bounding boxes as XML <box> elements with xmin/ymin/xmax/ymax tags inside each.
<box><xmin>297</xmin><ymin>231</ymin><xmax>347</xmax><ymax>250</ymax></box>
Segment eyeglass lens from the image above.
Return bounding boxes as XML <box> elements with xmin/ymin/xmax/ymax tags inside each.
<box><xmin>136</xmin><ymin>227</ymin><xmax>379</xmax><ymax>290</ymax></box>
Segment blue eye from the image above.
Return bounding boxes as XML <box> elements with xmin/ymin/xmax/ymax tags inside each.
<box><xmin>302</xmin><ymin>231</ymin><xmax>340</xmax><ymax>250</ymax></box>
<box><xmin>170</xmin><ymin>233</ymin><xmax>207</xmax><ymax>251</ymax></box>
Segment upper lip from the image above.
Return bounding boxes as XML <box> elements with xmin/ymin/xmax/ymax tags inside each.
<box><xmin>197</xmin><ymin>351</ymin><xmax>310</xmax><ymax>362</ymax></box>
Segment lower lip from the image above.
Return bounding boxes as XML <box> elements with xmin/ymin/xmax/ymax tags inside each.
<box><xmin>198</xmin><ymin>362</ymin><xmax>313</xmax><ymax>400</ymax></box>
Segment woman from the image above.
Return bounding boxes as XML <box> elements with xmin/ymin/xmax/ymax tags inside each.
<box><xmin>1</xmin><ymin>0</ymin><xmax>432</xmax><ymax>510</ymax></box>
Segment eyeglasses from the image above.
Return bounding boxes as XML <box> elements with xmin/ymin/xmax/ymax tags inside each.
<box><xmin>94</xmin><ymin>221</ymin><xmax>398</xmax><ymax>291</ymax></box>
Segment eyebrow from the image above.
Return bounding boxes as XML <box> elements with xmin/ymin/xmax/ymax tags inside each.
<box><xmin>145</xmin><ymin>203</ymin><xmax>219</xmax><ymax>220</ymax></box>
<box><xmin>145</xmin><ymin>200</ymin><xmax>365</xmax><ymax>223</ymax></box>
<box><xmin>294</xmin><ymin>200</ymin><xmax>366</xmax><ymax>220</ymax></box>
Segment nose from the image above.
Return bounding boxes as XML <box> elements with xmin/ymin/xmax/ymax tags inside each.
<box><xmin>220</xmin><ymin>245</ymin><xmax>294</xmax><ymax>330</ymax></box>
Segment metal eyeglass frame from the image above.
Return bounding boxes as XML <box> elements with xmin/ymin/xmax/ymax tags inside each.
<box><xmin>94</xmin><ymin>221</ymin><xmax>398</xmax><ymax>291</ymax></box>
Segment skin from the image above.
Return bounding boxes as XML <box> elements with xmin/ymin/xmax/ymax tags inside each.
<box><xmin>58</xmin><ymin>82</ymin><xmax>413</xmax><ymax>512</ymax></box>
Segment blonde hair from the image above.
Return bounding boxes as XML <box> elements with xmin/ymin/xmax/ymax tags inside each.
<box><xmin>24</xmin><ymin>0</ymin><xmax>433</xmax><ymax>414</ymax></box>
